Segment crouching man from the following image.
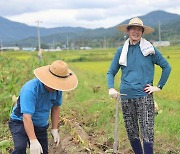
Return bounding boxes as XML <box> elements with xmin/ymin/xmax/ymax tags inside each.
<box><xmin>9</xmin><ymin>60</ymin><xmax>78</xmax><ymax>154</ymax></box>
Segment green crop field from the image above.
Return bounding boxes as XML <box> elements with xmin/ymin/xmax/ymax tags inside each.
<box><xmin>0</xmin><ymin>46</ymin><xmax>180</xmax><ymax>153</ymax></box>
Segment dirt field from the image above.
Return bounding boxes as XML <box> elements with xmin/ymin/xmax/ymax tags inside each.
<box><xmin>48</xmin><ymin>119</ymin><xmax>134</xmax><ymax>154</ymax></box>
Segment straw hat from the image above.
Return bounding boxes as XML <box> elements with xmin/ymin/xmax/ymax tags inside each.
<box><xmin>34</xmin><ymin>60</ymin><xmax>78</xmax><ymax>91</ymax></box>
<box><xmin>117</xmin><ymin>17</ymin><xmax>154</xmax><ymax>34</ymax></box>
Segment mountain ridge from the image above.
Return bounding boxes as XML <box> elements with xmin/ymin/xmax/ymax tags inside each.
<box><xmin>0</xmin><ymin>10</ymin><xmax>180</xmax><ymax>47</ymax></box>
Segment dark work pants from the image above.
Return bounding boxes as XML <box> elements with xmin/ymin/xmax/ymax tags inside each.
<box><xmin>9</xmin><ymin>119</ymin><xmax>49</xmax><ymax>154</ymax></box>
<box><xmin>121</xmin><ymin>94</ymin><xmax>154</xmax><ymax>154</ymax></box>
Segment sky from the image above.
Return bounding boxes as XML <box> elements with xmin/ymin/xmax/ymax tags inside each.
<box><xmin>1</xmin><ymin>0</ymin><xmax>180</xmax><ymax>29</ymax></box>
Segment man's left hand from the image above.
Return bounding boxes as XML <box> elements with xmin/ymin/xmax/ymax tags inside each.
<box><xmin>144</xmin><ymin>84</ymin><xmax>161</xmax><ymax>94</ymax></box>
<box><xmin>51</xmin><ymin>129</ymin><xmax>60</xmax><ymax>146</ymax></box>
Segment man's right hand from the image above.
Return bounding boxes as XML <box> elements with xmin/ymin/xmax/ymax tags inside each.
<box><xmin>30</xmin><ymin>139</ymin><xmax>43</xmax><ymax>154</ymax></box>
<box><xmin>109</xmin><ymin>88</ymin><xmax>120</xmax><ymax>98</ymax></box>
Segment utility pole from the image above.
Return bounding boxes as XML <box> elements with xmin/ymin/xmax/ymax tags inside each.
<box><xmin>35</xmin><ymin>20</ymin><xmax>43</xmax><ymax>60</ymax></box>
<box><xmin>35</xmin><ymin>20</ymin><xmax>42</xmax><ymax>51</ymax></box>
<box><xmin>104</xmin><ymin>37</ymin><xmax>107</xmax><ymax>50</ymax></box>
<box><xmin>66</xmin><ymin>36</ymin><xmax>69</xmax><ymax>51</ymax></box>
<box><xmin>123</xmin><ymin>32</ymin><xmax>126</xmax><ymax>42</ymax></box>
<box><xmin>0</xmin><ymin>37</ymin><xmax>2</xmax><ymax>52</ymax></box>
<box><xmin>158</xmin><ymin>21</ymin><xmax>161</xmax><ymax>47</ymax></box>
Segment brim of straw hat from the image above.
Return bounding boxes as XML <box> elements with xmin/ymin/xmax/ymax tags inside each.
<box><xmin>117</xmin><ymin>24</ymin><xmax>154</xmax><ymax>34</ymax></box>
<box><xmin>34</xmin><ymin>65</ymin><xmax>78</xmax><ymax>91</ymax></box>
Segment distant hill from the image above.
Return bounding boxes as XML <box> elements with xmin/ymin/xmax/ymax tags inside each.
<box><xmin>120</xmin><ymin>10</ymin><xmax>180</xmax><ymax>26</ymax></box>
<box><xmin>0</xmin><ymin>17</ymin><xmax>86</xmax><ymax>42</ymax></box>
<box><xmin>0</xmin><ymin>10</ymin><xmax>180</xmax><ymax>48</ymax></box>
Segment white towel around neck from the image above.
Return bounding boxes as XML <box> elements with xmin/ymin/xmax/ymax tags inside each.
<box><xmin>119</xmin><ymin>38</ymin><xmax>155</xmax><ymax>66</ymax></box>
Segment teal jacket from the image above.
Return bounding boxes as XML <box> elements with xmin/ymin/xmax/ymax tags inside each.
<box><xmin>107</xmin><ymin>43</ymin><xmax>171</xmax><ymax>99</ymax></box>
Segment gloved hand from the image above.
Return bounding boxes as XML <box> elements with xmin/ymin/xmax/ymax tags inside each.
<box><xmin>51</xmin><ymin>129</ymin><xmax>60</xmax><ymax>146</ymax></box>
<box><xmin>109</xmin><ymin>88</ymin><xmax>120</xmax><ymax>98</ymax></box>
<box><xmin>144</xmin><ymin>84</ymin><xmax>161</xmax><ymax>94</ymax></box>
<box><xmin>30</xmin><ymin>139</ymin><xmax>43</xmax><ymax>154</ymax></box>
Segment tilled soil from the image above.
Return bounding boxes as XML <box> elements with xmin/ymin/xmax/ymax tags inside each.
<box><xmin>48</xmin><ymin>119</ymin><xmax>134</xmax><ymax>154</ymax></box>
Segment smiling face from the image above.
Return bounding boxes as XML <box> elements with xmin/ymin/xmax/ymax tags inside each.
<box><xmin>127</xmin><ymin>26</ymin><xmax>143</xmax><ymax>45</ymax></box>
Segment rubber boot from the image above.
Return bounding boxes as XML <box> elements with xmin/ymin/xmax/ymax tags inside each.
<box><xmin>143</xmin><ymin>142</ymin><xmax>153</xmax><ymax>154</ymax></box>
<box><xmin>130</xmin><ymin>138</ymin><xmax>143</xmax><ymax>154</ymax></box>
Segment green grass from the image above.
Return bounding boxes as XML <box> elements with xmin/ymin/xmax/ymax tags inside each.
<box><xmin>0</xmin><ymin>46</ymin><xmax>179</xmax><ymax>153</ymax></box>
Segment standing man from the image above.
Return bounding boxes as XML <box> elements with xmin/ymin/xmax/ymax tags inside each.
<box><xmin>107</xmin><ymin>17</ymin><xmax>171</xmax><ymax>154</ymax></box>
<box><xmin>9</xmin><ymin>60</ymin><xmax>78</xmax><ymax>154</ymax></box>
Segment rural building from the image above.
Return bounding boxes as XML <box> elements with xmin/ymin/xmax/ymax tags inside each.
<box><xmin>1</xmin><ymin>47</ymin><xmax>20</xmax><ymax>51</ymax></box>
<box><xmin>22</xmin><ymin>47</ymin><xmax>36</xmax><ymax>51</ymax></box>
<box><xmin>44</xmin><ymin>47</ymin><xmax>62</xmax><ymax>52</ymax></box>
<box><xmin>80</xmin><ymin>47</ymin><xmax>92</xmax><ymax>50</ymax></box>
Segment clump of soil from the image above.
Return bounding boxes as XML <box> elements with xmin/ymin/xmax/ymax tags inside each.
<box><xmin>49</xmin><ymin>136</ymin><xmax>84</xmax><ymax>154</ymax></box>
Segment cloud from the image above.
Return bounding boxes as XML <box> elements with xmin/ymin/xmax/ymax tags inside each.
<box><xmin>0</xmin><ymin>0</ymin><xmax>121</xmax><ymax>16</ymax></box>
<box><xmin>7</xmin><ymin>9</ymin><xmax>121</xmax><ymax>28</ymax></box>
<box><xmin>2</xmin><ymin>0</ymin><xmax>180</xmax><ymax>29</ymax></box>
<box><xmin>75</xmin><ymin>9</ymin><xmax>107</xmax><ymax>21</ymax></box>
<box><xmin>6</xmin><ymin>9</ymin><xmax>77</xmax><ymax>27</ymax></box>
<box><xmin>0</xmin><ymin>0</ymin><xmax>69</xmax><ymax>16</ymax></box>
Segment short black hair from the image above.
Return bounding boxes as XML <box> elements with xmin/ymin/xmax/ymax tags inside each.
<box><xmin>127</xmin><ymin>25</ymin><xmax>144</xmax><ymax>33</ymax></box>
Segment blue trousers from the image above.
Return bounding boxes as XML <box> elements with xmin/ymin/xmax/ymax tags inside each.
<box><xmin>9</xmin><ymin>119</ymin><xmax>49</xmax><ymax>154</ymax></box>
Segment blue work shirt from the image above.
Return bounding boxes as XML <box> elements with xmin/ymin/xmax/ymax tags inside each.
<box><xmin>10</xmin><ymin>78</ymin><xmax>62</xmax><ymax>127</ymax></box>
<box><xmin>107</xmin><ymin>42</ymin><xmax>171</xmax><ymax>99</ymax></box>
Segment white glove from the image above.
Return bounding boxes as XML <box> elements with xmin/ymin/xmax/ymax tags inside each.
<box><xmin>109</xmin><ymin>88</ymin><xmax>120</xmax><ymax>98</ymax></box>
<box><xmin>51</xmin><ymin>129</ymin><xmax>60</xmax><ymax>146</ymax></box>
<box><xmin>144</xmin><ymin>84</ymin><xmax>161</xmax><ymax>94</ymax></box>
<box><xmin>30</xmin><ymin>139</ymin><xmax>43</xmax><ymax>154</ymax></box>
